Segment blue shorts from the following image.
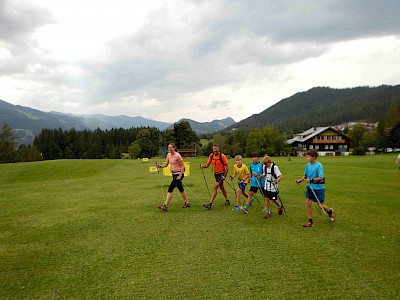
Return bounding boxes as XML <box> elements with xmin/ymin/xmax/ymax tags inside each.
<box><xmin>238</xmin><ymin>182</ymin><xmax>247</xmax><ymax>190</ymax></box>
<box><xmin>306</xmin><ymin>187</ymin><xmax>325</xmax><ymax>203</ymax></box>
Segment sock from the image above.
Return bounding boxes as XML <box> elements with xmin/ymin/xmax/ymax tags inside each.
<box><xmin>245</xmin><ymin>204</ymin><xmax>250</xmax><ymax>209</ymax></box>
<box><xmin>328</xmin><ymin>209</ymin><xmax>333</xmax><ymax>216</ymax></box>
<box><xmin>309</xmin><ymin>218</ymin><xmax>313</xmax><ymax>223</ymax></box>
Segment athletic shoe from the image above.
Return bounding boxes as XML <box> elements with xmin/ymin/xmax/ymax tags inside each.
<box><xmin>303</xmin><ymin>221</ymin><xmax>314</xmax><ymax>227</ymax></box>
<box><xmin>263</xmin><ymin>213</ymin><xmax>270</xmax><ymax>219</ymax></box>
<box><xmin>157</xmin><ymin>205</ymin><xmax>168</xmax><ymax>211</ymax></box>
<box><xmin>240</xmin><ymin>206</ymin><xmax>248</xmax><ymax>214</ymax></box>
<box><xmin>278</xmin><ymin>205</ymin><xmax>284</xmax><ymax>215</ymax></box>
<box><xmin>181</xmin><ymin>202</ymin><xmax>190</xmax><ymax>208</ymax></box>
<box><xmin>223</xmin><ymin>199</ymin><xmax>231</xmax><ymax>206</ymax></box>
<box><xmin>232</xmin><ymin>205</ymin><xmax>241</xmax><ymax>211</ymax></box>
<box><xmin>329</xmin><ymin>209</ymin><xmax>335</xmax><ymax>222</ymax></box>
<box><xmin>203</xmin><ymin>203</ymin><xmax>212</xmax><ymax>210</ymax></box>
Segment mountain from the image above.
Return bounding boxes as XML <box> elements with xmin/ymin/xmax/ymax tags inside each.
<box><xmin>227</xmin><ymin>85</ymin><xmax>400</xmax><ymax>133</ymax></box>
<box><xmin>0</xmin><ymin>99</ymin><xmax>236</xmax><ymax>145</ymax></box>
<box><xmin>167</xmin><ymin>117</ymin><xmax>236</xmax><ymax>134</ymax></box>
<box><xmin>80</xmin><ymin>114</ymin><xmax>171</xmax><ymax>130</ymax></box>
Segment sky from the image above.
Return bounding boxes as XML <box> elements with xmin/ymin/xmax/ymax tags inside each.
<box><xmin>1</xmin><ymin>0</ymin><xmax>400</xmax><ymax>123</ymax></box>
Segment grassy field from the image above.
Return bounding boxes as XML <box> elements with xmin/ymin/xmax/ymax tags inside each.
<box><xmin>0</xmin><ymin>155</ymin><xmax>399</xmax><ymax>299</ymax></box>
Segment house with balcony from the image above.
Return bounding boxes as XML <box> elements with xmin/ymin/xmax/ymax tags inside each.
<box><xmin>287</xmin><ymin>127</ymin><xmax>353</xmax><ymax>156</ymax></box>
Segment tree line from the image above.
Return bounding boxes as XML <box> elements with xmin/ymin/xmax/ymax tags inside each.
<box><xmin>1</xmin><ymin>103</ymin><xmax>399</xmax><ymax>164</ymax></box>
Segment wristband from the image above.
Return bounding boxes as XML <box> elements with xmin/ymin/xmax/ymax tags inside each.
<box><xmin>310</xmin><ymin>178</ymin><xmax>314</xmax><ymax>183</ymax></box>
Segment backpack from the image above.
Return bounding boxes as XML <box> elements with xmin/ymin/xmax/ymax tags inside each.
<box><xmin>210</xmin><ymin>152</ymin><xmax>225</xmax><ymax>165</ymax></box>
<box><xmin>264</xmin><ymin>163</ymin><xmax>277</xmax><ymax>180</ymax></box>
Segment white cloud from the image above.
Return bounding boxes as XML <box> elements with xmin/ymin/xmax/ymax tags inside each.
<box><xmin>1</xmin><ymin>0</ymin><xmax>400</xmax><ymax>124</ymax></box>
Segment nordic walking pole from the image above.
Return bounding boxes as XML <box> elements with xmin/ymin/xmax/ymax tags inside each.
<box><xmin>156</xmin><ymin>163</ymin><xmax>165</xmax><ymax>201</ymax></box>
<box><xmin>224</xmin><ymin>178</ymin><xmax>237</xmax><ymax>194</ymax></box>
<box><xmin>274</xmin><ymin>185</ymin><xmax>288</xmax><ymax>215</ymax></box>
<box><xmin>200</xmin><ymin>166</ymin><xmax>211</xmax><ymax>199</ymax></box>
<box><xmin>296</xmin><ymin>183</ymin><xmax>323</xmax><ymax>215</ymax></box>
<box><xmin>254</xmin><ymin>177</ymin><xmax>267</xmax><ymax>208</ymax></box>
<box><xmin>182</xmin><ymin>181</ymin><xmax>202</xmax><ymax>202</ymax></box>
<box><xmin>308</xmin><ymin>185</ymin><xmax>331</xmax><ymax>223</ymax></box>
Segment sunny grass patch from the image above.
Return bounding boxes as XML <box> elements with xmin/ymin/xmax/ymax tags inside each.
<box><xmin>0</xmin><ymin>155</ymin><xmax>399</xmax><ymax>299</ymax></box>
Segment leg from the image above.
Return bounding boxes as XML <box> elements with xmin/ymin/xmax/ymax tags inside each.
<box><xmin>165</xmin><ymin>192</ymin><xmax>173</xmax><ymax>207</ymax></box>
<box><xmin>236</xmin><ymin>188</ymin><xmax>242</xmax><ymax>206</ymax></box>
<box><xmin>220</xmin><ymin>184</ymin><xmax>228</xmax><ymax>200</ymax></box>
<box><xmin>306</xmin><ymin>198</ymin><xmax>313</xmax><ymax>219</ymax></box>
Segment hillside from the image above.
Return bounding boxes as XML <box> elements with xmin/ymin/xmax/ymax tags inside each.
<box><xmin>229</xmin><ymin>85</ymin><xmax>400</xmax><ymax>133</ymax></box>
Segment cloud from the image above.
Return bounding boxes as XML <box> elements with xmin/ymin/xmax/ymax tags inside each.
<box><xmin>1</xmin><ymin>0</ymin><xmax>400</xmax><ymax>123</ymax></box>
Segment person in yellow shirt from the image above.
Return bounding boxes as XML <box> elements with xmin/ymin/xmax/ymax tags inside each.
<box><xmin>230</xmin><ymin>155</ymin><xmax>250</xmax><ymax>211</ymax></box>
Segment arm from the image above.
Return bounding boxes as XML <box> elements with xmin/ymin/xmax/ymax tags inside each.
<box><xmin>200</xmin><ymin>154</ymin><xmax>212</xmax><ymax>169</ymax></box>
<box><xmin>157</xmin><ymin>156</ymin><xmax>169</xmax><ymax>169</ymax></box>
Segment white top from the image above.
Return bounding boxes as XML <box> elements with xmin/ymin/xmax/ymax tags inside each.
<box><xmin>263</xmin><ymin>164</ymin><xmax>282</xmax><ymax>192</ymax></box>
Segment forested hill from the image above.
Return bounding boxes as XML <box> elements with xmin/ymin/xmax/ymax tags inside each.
<box><xmin>229</xmin><ymin>85</ymin><xmax>400</xmax><ymax>133</ymax></box>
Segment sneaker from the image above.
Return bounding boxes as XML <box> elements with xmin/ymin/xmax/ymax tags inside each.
<box><xmin>263</xmin><ymin>213</ymin><xmax>270</xmax><ymax>219</ymax></box>
<box><xmin>203</xmin><ymin>203</ymin><xmax>212</xmax><ymax>210</ymax></box>
<box><xmin>181</xmin><ymin>202</ymin><xmax>190</xmax><ymax>208</ymax></box>
<box><xmin>223</xmin><ymin>199</ymin><xmax>231</xmax><ymax>206</ymax></box>
<box><xmin>240</xmin><ymin>206</ymin><xmax>248</xmax><ymax>214</ymax></box>
<box><xmin>303</xmin><ymin>221</ymin><xmax>314</xmax><ymax>227</ymax></box>
<box><xmin>329</xmin><ymin>209</ymin><xmax>335</xmax><ymax>222</ymax></box>
<box><xmin>157</xmin><ymin>205</ymin><xmax>168</xmax><ymax>211</ymax></box>
<box><xmin>232</xmin><ymin>205</ymin><xmax>241</xmax><ymax>211</ymax></box>
<box><xmin>278</xmin><ymin>205</ymin><xmax>284</xmax><ymax>215</ymax></box>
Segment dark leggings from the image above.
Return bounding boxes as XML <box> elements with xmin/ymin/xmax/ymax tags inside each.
<box><xmin>168</xmin><ymin>174</ymin><xmax>185</xmax><ymax>193</ymax></box>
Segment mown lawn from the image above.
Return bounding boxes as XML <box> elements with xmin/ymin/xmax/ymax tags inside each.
<box><xmin>0</xmin><ymin>155</ymin><xmax>399</xmax><ymax>299</ymax></box>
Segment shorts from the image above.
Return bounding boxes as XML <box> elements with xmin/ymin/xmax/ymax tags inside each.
<box><xmin>263</xmin><ymin>191</ymin><xmax>278</xmax><ymax>200</ymax></box>
<box><xmin>306</xmin><ymin>187</ymin><xmax>325</xmax><ymax>203</ymax></box>
<box><xmin>238</xmin><ymin>182</ymin><xmax>247</xmax><ymax>190</ymax></box>
<box><xmin>168</xmin><ymin>174</ymin><xmax>185</xmax><ymax>193</ymax></box>
<box><xmin>249</xmin><ymin>186</ymin><xmax>260</xmax><ymax>193</ymax></box>
<box><xmin>215</xmin><ymin>173</ymin><xmax>225</xmax><ymax>185</ymax></box>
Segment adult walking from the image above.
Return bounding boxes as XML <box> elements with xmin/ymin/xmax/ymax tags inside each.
<box><xmin>200</xmin><ymin>144</ymin><xmax>230</xmax><ymax>209</ymax></box>
<box><xmin>156</xmin><ymin>143</ymin><xmax>190</xmax><ymax>211</ymax></box>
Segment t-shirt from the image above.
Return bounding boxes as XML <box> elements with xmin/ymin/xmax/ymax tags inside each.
<box><xmin>167</xmin><ymin>152</ymin><xmax>183</xmax><ymax>174</ymax></box>
<box><xmin>263</xmin><ymin>164</ymin><xmax>282</xmax><ymax>192</ymax></box>
<box><xmin>304</xmin><ymin>161</ymin><xmax>324</xmax><ymax>190</ymax></box>
<box><xmin>233</xmin><ymin>164</ymin><xmax>250</xmax><ymax>183</ymax></box>
<box><xmin>207</xmin><ymin>153</ymin><xmax>229</xmax><ymax>174</ymax></box>
<box><xmin>249</xmin><ymin>162</ymin><xmax>265</xmax><ymax>188</ymax></box>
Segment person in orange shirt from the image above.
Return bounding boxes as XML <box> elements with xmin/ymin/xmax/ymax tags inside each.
<box><xmin>200</xmin><ymin>144</ymin><xmax>230</xmax><ymax>209</ymax></box>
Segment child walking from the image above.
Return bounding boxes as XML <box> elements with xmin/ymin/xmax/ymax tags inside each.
<box><xmin>230</xmin><ymin>155</ymin><xmax>250</xmax><ymax>211</ymax></box>
<box><xmin>261</xmin><ymin>155</ymin><xmax>284</xmax><ymax>219</ymax></box>
<box><xmin>295</xmin><ymin>149</ymin><xmax>335</xmax><ymax>227</ymax></box>
<box><xmin>242</xmin><ymin>153</ymin><xmax>264</xmax><ymax>213</ymax></box>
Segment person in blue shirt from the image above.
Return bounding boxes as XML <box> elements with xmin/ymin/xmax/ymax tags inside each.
<box><xmin>241</xmin><ymin>153</ymin><xmax>265</xmax><ymax>213</ymax></box>
<box><xmin>295</xmin><ymin>149</ymin><xmax>335</xmax><ymax>227</ymax></box>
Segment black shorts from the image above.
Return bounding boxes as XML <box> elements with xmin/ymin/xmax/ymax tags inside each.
<box><xmin>214</xmin><ymin>173</ymin><xmax>225</xmax><ymax>185</ymax></box>
<box><xmin>249</xmin><ymin>186</ymin><xmax>260</xmax><ymax>193</ymax></box>
<box><xmin>263</xmin><ymin>191</ymin><xmax>278</xmax><ymax>200</ymax></box>
<box><xmin>168</xmin><ymin>174</ymin><xmax>184</xmax><ymax>193</ymax></box>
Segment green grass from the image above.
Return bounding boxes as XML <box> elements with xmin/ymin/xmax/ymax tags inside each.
<box><xmin>1</xmin><ymin>155</ymin><xmax>399</xmax><ymax>299</ymax></box>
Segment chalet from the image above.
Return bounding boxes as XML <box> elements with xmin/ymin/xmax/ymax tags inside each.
<box><xmin>287</xmin><ymin>127</ymin><xmax>353</xmax><ymax>156</ymax></box>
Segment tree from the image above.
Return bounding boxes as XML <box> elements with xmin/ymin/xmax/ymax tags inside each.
<box><xmin>128</xmin><ymin>141</ymin><xmax>141</xmax><ymax>159</ymax></box>
<box><xmin>0</xmin><ymin>124</ymin><xmax>19</xmax><ymax>163</ymax></box>
<box><xmin>173</xmin><ymin>121</ymin><xmax>199</xmax><ymax>149</ymax></box>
